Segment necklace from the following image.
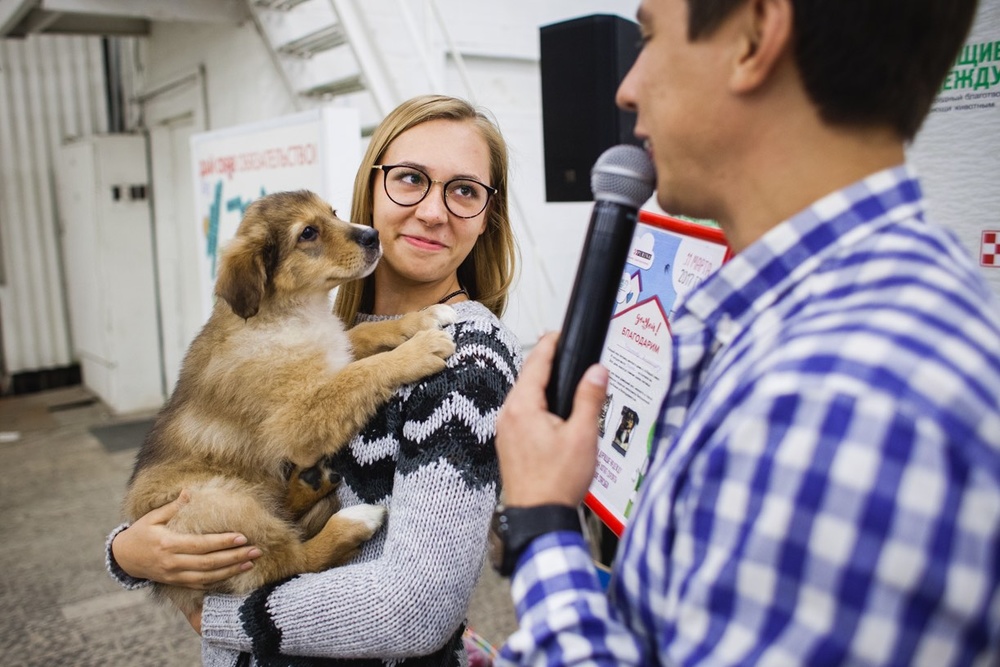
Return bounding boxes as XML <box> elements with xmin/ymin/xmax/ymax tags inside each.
<box><xmin>437</xmin><ymin>288</ymin><xmax>468</xmax><ymax>304</ymax></box>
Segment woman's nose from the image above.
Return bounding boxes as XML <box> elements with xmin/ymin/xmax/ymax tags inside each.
<box><xmin>415</xmin><ymin>183</ymin><xmax>449</xmax><ymax>225</ymax></box>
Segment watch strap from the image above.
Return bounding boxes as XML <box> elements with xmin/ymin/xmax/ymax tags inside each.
<box><xmin>492</xmin><ymin>504</ymin><xmax>583</xmax><ymax>576</ymax></box>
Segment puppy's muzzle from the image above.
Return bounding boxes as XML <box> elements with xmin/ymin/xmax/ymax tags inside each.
<box><xmin>354</xmin><ymin>226</ymin><xmax>382</xmax><ymax>266</ymax></box>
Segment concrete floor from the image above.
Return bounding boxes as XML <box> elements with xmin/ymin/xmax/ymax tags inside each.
<box><xmin>0</xmin><ymin>385</ymin><xmax>518</xmax><ymax>666</ymax></box>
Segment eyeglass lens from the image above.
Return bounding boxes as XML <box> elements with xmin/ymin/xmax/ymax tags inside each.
<box><xmin>382</xmin><ymin>165</ymin><xmax>490</xmax><ymax>218</ymax></box>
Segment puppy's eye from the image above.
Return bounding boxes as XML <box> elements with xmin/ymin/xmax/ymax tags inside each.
<box><xmin>299</xmin><ymin>226</ymin><xmax>319</xmax><ymax>242</ymax></box>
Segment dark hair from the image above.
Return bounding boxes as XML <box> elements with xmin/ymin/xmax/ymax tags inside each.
<box><xmin>686</xmin><ymin>0</ymin><xmax>979</xmax><ymax>140</ymax></box>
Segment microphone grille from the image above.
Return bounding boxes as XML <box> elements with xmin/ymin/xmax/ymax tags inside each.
<box><xmin>591</xmin><ymin>144</ymin><xmax>656</xmax><ymax>208</ymax></box>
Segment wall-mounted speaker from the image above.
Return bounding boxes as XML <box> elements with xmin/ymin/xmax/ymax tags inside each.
<box><xmin>540</xmin><ymin>14</ymin><xmax>642</xmax><ymax>202</ymax></box>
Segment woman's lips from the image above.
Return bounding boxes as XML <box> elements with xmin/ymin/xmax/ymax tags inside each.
<box><xmin>402</xmin><ymin>235</ymin><xmax>446</xmax><ymax>251</ymax></box>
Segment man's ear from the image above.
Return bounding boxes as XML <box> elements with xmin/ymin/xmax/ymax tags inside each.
<box><xmin>730</xmin><ymin>0</ymin><xmax>793</xmax><ymax>94</ymax></box>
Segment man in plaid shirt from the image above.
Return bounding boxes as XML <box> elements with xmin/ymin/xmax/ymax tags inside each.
<box><xmin>494</xmin><ymin>0</ymin><xmax>999</xmax><ymax>664</ymax></box>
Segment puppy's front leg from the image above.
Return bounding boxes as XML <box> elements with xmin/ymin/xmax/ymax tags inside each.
<box><xmin>348</xmin><ymin>304</ymin><xmax>457</xmax><ymax>359</ymax></box>
<box><xmin>264</xmin><ymin>326</ymin><xmax>455</xmax><ymax>468</ymax></box>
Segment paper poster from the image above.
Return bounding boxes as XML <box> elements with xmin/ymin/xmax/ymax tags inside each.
<box><xmin>189</xmin><ymin>107</ymin><xmax>359</xmax><ymax>321</ymax></box>
<box><xmin>585</xmin><ymin>211</ymin><xmax>730</xmax><ymax>535</ymax></box>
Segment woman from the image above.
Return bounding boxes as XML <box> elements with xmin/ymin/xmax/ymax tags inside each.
<box><xmin>107</xmin><ymin>94</ymin><xmax>522</xmax><ymax>665</ymax></box>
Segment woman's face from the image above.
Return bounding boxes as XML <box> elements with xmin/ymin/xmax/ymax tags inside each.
<box><xmin>371</xmin><ymin>119</ymin><xmax>491</xmax><ymax>291</ymax></box>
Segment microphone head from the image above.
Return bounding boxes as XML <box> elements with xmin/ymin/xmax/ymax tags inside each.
<box><xmin>591</xmin><ymin>144</ymin><xmax>656</xmax><ymax>208</ymax></box>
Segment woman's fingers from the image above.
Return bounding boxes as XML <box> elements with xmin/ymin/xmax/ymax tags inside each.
<box><xmin>163</xmin><ymin>530</ymin><xmax>251</xmax><ymax>556</ymax></box>
<box><xmin>170</xmin><ymin>547</ymin><xmax>262</xmax><ymax>588</ymax></box>
<box><xmin>113</xmin><ymin>492</ymin><xmax>262</xmax><ymax>586</ymax></box>
<box><xmin>140</xmin><ymin>489</ymin><xmax>191</xmax><ymax>525</ymax></box>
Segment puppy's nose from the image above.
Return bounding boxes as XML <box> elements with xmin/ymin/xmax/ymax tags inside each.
<box><xmin>356</xmin><ymin>226</ymin><xmax>379</xmax><ymax>248</ymax></box>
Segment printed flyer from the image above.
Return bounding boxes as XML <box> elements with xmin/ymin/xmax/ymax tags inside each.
<box><xmin>585</xmin><ymin>210</ymin><xmax>729</xmax><ymax>535</ymax></box>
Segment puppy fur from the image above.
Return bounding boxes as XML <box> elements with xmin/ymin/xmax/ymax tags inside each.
<box><xmin>122</xmin><ymin>190</ymin><xmax>456</xmax><ymax>616</ymax></box>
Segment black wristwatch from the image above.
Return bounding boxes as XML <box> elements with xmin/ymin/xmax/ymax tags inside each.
<box><xmin>489</xmin><ymin>504</ymin><xmax>583</xmax><ymax>577</ymax></box>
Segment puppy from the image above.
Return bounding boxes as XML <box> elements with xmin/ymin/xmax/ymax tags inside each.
<box><xmin>123</xmin><ymin>190</ymin><xmax>456</xmax><ymax>616</ymax></box>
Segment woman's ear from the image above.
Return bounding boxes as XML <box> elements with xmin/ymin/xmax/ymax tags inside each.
<box><xmin>730</xmin><ymin>0</ymin><xmax>793</xmax><ymax>94</ymax></box>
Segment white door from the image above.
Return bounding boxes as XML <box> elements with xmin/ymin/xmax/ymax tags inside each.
<box><xmin>144</xmin><ymin>75</ymin><xmax>206</xmax><ymax>392</ymax></box>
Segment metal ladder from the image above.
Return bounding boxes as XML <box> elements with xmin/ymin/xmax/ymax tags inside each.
<box><xmin>246</xmin><ymin>0</ymin><xmax>400</xmax><ymax>134</ymax></box>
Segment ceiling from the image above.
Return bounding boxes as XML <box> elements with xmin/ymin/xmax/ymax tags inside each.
<box><xmin>0</xmin><ymin>0</ymin><xmax>247</xmax><ymax>38</ymax></box>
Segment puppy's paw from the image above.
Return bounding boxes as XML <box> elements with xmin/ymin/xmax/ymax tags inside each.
<box><xmin>296</xmin><ymin>457</ymin><xmax>342</xmax><ymax>490</ymax></box>
<box><xmin>420</xmin><ymin>304</ymin><xmax>458</xmax><ymax>329</ymax></box>
<box><xmin>338</xmin><ymin>504</ymin><xmax>387</xmax><ymax>534</ymax></box>
<box><xmin>286</xmin><ymin>457</ymin><xmax>343</xmax><ymax>517</ymax></box>
<box><xmin>409</xmin><ymin>328</ymin><xmax>456</xmax><ymax>360</ymax></box>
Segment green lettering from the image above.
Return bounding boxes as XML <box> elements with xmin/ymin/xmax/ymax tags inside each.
<box><xmin>974</xmin><ymin>67</ymin><xmax>992</xmax><ymax>90</ymax></box>
<box><xmin>958</xmin><ymin>44</ymin><xmax>978</xmax><ymax>67</ymax></box>
<box><xmin>980</xmin><ymin>42</ymin><xmax>994</xmax><ymax>65</ymax></box>
<box><xmin>956</xmin><ymin>68</ymin><xmax>975</xmax><ymax>89</ymax></box>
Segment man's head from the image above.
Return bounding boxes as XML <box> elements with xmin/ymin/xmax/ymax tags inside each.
<box><xmin>681</xmin><ymin>0</ymin><xmax>978</xmax><ymax>141</ymax></box>
<box><xmin>617</xmin><ymin>0</ymin><xmax>978</xmax><ymax>228</ymax></box>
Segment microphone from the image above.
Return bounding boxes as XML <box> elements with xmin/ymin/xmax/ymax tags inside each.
<box><xmin>545</xmin><ymin>144</ymin><xmax>656</xmax><ymax>418</ymax></box>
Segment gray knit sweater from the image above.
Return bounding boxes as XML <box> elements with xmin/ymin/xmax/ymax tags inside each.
<box><xmin>107</xmin><ymin>300</ymin><xmax>521</xmax><ymax>666</ymax></box>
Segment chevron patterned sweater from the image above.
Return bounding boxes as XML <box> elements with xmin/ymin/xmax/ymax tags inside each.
<box><xmin>194</xmin><ymin>300</ymin><xmax>522</xmax><ymax>666</ymax></box>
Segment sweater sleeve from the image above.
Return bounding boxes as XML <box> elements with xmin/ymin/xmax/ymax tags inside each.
<box><xmin>201</xmin><ymin>312</ymin><xmax>522</xmax><ymax>660</ymax></box>
<box><xmin>104</xmin><ymin>522</ymin><xmax>153</xmax><ymax>590</ymax></box>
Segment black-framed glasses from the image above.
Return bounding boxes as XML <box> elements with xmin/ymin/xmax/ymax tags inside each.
<box><xmin>372</xmin><ymin>164</ymin><xmax>497</xmax><ymax>219</ymax></box>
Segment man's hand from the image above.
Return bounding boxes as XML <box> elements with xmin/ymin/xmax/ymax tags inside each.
<box><xmin>496</xmin><ymin>332</ymin><xmax>609</xmax><ymax>507</ymax></box>
<box><xmin>112</xmin><ymin>490</ymin><xmax>262</xmax><ymax>588</ymax></box>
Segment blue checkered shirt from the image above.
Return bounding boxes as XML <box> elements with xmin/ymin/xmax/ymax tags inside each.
<box><xmin>499</xmin><ymin>166</ymin><xmax>1000</xmax><ymax>665</ymax></box>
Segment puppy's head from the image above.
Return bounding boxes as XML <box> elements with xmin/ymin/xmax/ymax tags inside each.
<box><xmin>215</xmin><ymin>190</ymin><xmax>380</xmax><ymax>319</ymax></box>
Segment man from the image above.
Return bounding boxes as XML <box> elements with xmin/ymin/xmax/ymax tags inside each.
<box><xmin>495</xmin><ymin>0</ymin><xmax>1000</xmax><ymax>663</ymax></box>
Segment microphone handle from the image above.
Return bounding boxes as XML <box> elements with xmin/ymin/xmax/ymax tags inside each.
<box><xmin>546</xmin><ymin>201</ymin><xmax>639</xmax><ymax>418</ymax></box>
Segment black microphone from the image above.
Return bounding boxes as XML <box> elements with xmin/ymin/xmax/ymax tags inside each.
<box><xmin>545</xmin><ymin>145</ymin><xmax>656</xmax><ymax>418</ymax></box>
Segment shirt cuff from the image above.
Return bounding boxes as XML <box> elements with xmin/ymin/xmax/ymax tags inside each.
<box><xmin>509</xmin><ymin>530</ymin><xmax>603</xmax><ymax>624</ymax></box>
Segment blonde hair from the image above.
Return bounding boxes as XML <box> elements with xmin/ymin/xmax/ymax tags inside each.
<box><xmin>334</xmin><ymin>95</ymin><xmax>518</xmax><ymax>323</ymax></box>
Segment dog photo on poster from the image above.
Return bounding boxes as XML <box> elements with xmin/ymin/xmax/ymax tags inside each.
<box><xmin>586</xmin><ymin>211</ymin><xmax>730</xmax><ymax>536</ymax></box>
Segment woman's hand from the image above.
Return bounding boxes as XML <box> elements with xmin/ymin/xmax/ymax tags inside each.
<box><xmin>111</xmin><ymin>490</ymin><xmax>262</xmax><ymax>588</ymax></box>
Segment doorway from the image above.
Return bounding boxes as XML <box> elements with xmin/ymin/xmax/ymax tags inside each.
<box><xmin>142</xmin><ymin>71</ymin><xmax>206</xmax><ymax>392</ymax></box>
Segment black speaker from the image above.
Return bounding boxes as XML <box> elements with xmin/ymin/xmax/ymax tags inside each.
<box><xmin>540</xmin><ymin>14</ymin><xmax>642</xmax><ymax>202</ymax></box>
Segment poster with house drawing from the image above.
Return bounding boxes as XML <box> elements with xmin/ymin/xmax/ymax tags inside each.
<box><xmin>585</xmin><ymin>211</ymin><xmax>730</xmax><ymax>535</ymax></box>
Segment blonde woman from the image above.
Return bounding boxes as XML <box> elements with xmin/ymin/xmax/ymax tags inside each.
<box><xmin>107</xmin><ymin>95</ymin><xmax>522</xmax><ymax>666</ymax></box>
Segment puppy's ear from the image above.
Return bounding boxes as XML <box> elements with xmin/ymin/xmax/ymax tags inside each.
<box><xmin>215</xmin><ymin>230</ymin><xmax>278</xmax><ymax>319</ymax></box>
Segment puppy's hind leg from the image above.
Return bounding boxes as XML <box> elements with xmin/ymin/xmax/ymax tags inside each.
<box><xmin>166</xmin><ymin>481</ymin><xmax>387</xmax><ymax>595</ymax></box>
<box><xmin>224</xmin><ymin>503</ymin><xmax>386</xmax><ymax>591</ymax></box>
<box><xmin>299</xmin><ymin>505</ymin><xmax>387</xmax><ymax>569</ymax></box>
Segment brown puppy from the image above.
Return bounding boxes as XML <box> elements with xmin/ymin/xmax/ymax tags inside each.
<box><xmin>123</xmin><ymin>190</ymin><xmax>456</xmax><ymax>616</ymax></box>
